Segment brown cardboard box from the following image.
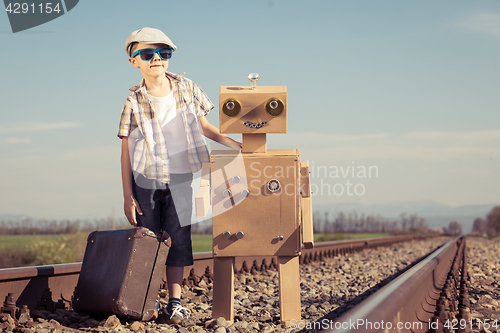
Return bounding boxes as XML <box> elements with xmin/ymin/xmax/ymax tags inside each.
<box><xmin>211</xmin><ymin>150</ymin><xmax>300</xmax><ymax>257</ymax></box>
<box><xmin>219</xmin><ymin>86</ymin><xmax>287</xmax><ymax>134</ymax></box>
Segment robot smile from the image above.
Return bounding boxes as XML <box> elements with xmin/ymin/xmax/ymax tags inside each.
<box><xmin>243</xmin><ymin>121</ymin><xmax>267</xmax><ymax>129</ymax></box>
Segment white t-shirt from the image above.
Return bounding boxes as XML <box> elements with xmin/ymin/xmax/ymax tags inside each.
<box><xmin>148</xmin><ymin>92</ymin><xmax>191</xmax><ymax>174</ymax></box>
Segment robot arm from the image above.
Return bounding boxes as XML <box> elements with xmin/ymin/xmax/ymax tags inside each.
<box><xmin>195</xmin><ymin>162</ymin><xmax>211</xmax><ymax>218</ymax></box>
<box><xmin>300</xmin><ymin>162</ymin><xmax>314</xmax><ymax>249</ymax></box>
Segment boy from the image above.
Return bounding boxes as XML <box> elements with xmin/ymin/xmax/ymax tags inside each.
<box><xmin>118</xmin><ymin>27</ymin><xmax>240</xmax><ymax>324</ymax></box>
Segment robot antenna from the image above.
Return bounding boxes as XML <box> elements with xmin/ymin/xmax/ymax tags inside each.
<box><xmin>247</xmin><ymin>73</ymin><xmax>260</xmax><ymax>89</ymax></box>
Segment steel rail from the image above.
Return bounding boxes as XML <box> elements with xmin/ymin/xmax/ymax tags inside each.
<box><xmin>322</xmin><ymin>235</ymin><xmax>465</xmax><ymax>333</ymax></box>
<box><xmin>0</xmin><ymin>234</ymin><xmax>431</xmax><ymax>312</ymax></box>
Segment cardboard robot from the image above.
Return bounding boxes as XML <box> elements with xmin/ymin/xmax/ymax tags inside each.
<box><xmin>195</xmin><ymin>74</ymin><xmax>314</xmax><ymax>326</ymax></box>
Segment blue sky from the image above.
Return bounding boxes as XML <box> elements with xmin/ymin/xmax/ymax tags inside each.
<box><xmin>1</xmin><ymin>0</ymin><xmax>499</xmax><ymax>219</ymax></box>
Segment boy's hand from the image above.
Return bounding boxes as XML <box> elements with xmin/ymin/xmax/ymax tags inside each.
<box><xmin>124</xmin><ymin>195</ymin><xmax>143</xmax><ymax>226</ymax></box>
<box><xmin>224</xmin><ymin>141</ymin><xmax>242</xmax><ymax>152</ymax></box>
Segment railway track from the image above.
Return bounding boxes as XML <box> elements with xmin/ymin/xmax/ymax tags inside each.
<box><xmin>0</xmin><ymin>234</ymin><xmax>464</xmax><ymax>333</ymax></box>
<box><xmin>0</xmin><ymin>235</ymin><xmax>423</xmax><ymax>311</ymax></box>
<box><xmin>321</xmin><ymin>235</ymin><xmax>468</xmax><ymax>333</ymax></box>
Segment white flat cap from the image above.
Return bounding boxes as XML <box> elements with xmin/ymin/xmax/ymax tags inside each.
<box><xmin>125</xmin><ymin>27</ymin><xmax>177</xmax><ymax>56</ymax></box>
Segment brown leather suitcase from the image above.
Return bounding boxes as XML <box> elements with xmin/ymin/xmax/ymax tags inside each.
<box><xmin>72</xmin><ymin>227</ymin><xmax>171</xmax><ymax>321</ymax></box>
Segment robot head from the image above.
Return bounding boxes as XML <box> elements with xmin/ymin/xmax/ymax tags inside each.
<box><xmin>219</xmin><ymin>73</ymin><xmax>287</xmax><ymax>134</ymax></box>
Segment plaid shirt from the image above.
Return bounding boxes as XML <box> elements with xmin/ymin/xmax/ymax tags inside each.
<box><xmin>118</xmin><ymin>72</ymin><xmax>213</xmax><ymax>183</ymax></box>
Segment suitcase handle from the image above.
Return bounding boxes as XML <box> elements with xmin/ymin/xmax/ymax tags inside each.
<box><xmin>133</xmin><ymin>227</ymin><xmax>172</xmax><ymax>247</ymax></box>
<box><xmin>160</xmin><ymin>231</ymin><xmax>172</xmax><ymax>247</ymax></box>
<box><xmin>134</xmin><ymin>227</ymin><xmax>156</xmax><ymax>239</ymax></box>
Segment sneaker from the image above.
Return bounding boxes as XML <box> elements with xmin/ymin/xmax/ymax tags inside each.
<box><xmin>158</xmin><ymin>304</ymin><xmax>191</xmax><ymax>325</ymax></box>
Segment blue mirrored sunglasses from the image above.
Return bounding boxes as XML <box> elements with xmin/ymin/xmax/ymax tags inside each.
<box><xmin>131</xmin><ymin>47</ymin><xmax>173</xmax><ymax>61</ymax></box>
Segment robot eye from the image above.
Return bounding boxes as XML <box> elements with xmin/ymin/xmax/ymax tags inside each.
<box><xmin>222</xmin><ymin>99</ymin><xmax>241</xmax><ymax>117</ymax></box>
<box><xmin>265</xmin><ymin>98</ymin><xmax>284</xmax><ymax>117</ymax></box>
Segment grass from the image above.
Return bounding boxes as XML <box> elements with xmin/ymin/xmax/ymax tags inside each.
<box><xmin>0</xmin><ymin>232</ymin><xmax>212</xmax><ymax>268</ymax></box>
<box><xmin>0</xmin><ymin>232</ymin><xmax>391</xmax><ymax>268</ymax></box>
<box><xmin>191</xmin><ymin>233</ymin><xmax>393</xmax><ymax>252</ymax></box>
<box><xmin>193</xmin><ymin>232</ymin><xmax>393</xmax><ymax>252</ymax></box>
<box><xmin>191</xmin><ymin>234</ymin><xmax>213</xmax><ymax>253</ymax></box>
<box><xmin>314</xmin><ymin>232</ymin><xmax>391</xmax><ymax>242</ymax></box>
<box><xmin>0</xmin><ymin>232</ymin><xmax>89</xmax><ymax>268</ymax></box>
<box><xmin>0</xmin><ymin>234</ymin><xmax>70</xmax><ymax>251</ymax></box>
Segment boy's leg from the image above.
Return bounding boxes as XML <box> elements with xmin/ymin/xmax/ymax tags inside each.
<box><xmin>132</xmin><ymin>173</ymin><xmax>194</xmax><ymax>324</ymax></box>
<box><xmin>166</xmin><ymin>265</ymin><xmax>183</xmax><ymax>299</ymax></box>
<box><xmin>162</xmin><ymin>173</ymin><xmax>194</xmax><ymax>267</ymax></box>
<box><xmin>160</xmin><ymin>173</ymin><xmax>194</xmax><ymax>323</ymax></box>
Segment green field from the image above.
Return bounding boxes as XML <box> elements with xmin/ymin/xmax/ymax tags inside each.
<box><xmin>0</xmin><ymin>233</ymin><xmax>214</xmax><ymax>267</ymax></box>
<box><xmin>0</xmin><ymin>234</ymin><xmax>65</xmax><ymax>251</ymax></box>
<box><xmin>0</xmin><ymin>233</ymin><xmax>93</xmax><ymax>252</ymax></box>
<box><xmin>0</xmin><ymin>232</ymin><xmax>391</xmax><ymax>268</ymax></box>
<box><xmin>0</xmin><ymin>233</ymin><xmax>213</xmax><ymax>253</ymax></box>
<box><xmin>0</xmin><ymin>232</ymin><xmax>392</xmax><ymax>253</ymax></box>
<box><xmin>314</xmin><ymin>232</ymin><xmax>391</xmax><ymax>242</ymax></box>
<box><xmin>0</xmin><ymin>233</ymin><xmax>212</xmax><ymax>253</ymax></box>
<box><xmin>191</xmin><ymin>234</ymin><xmax>213</xmax><ymax>253</ymax></box>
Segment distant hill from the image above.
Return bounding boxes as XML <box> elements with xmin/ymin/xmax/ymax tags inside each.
<box><xmin>0</xmin><ymin>214</ymin><xmax>30</xmax><ymax>222</ymax></box>
<box><xmin>313</xmin><ymin>201</ymin><xmax>496</xmax><ymax>233</ymax></box>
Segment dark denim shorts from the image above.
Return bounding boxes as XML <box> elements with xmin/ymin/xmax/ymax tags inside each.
<box><xmin>132</xmin><ymin>173</ymin><xmax>194</xmax><ymax>267</ymax></box>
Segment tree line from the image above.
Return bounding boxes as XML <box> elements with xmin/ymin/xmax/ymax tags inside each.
<box><xmin>471</xmin><ymin>205</ymin><xmax>500</xmax><ymax>236</ymax></box>
<box><xmin>1</xmin><ymin>210</ymin><xmax>468</xmax><ymax>236</ymax></box>
<box><xmin>312</xmin><ymin>211</ymin><xmax>431</xmax><ymax>234</ymax></box>
<box><xmin>313</xmin><ymin>211</ymin><xmax>467</xmax><ymax>236</ymax></box>
<box><xmin>0</xmin><ymin>217</ymin><xmax>214</xmax><ymax>235</ymax></box>
<box><xmin>0</xmin><ymin>217</ymin><xmax>129</xmax><ymax>235</ymax></box>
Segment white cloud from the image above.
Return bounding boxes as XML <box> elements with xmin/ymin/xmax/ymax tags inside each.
<box><xmin>405</xmin><ymin>130</ymin><xmax>500</xmax><ymax>141</ymax></box>
<box><xmin>265</xmin><ymin>129</ymin><xmax>500</xmax><ymax>207</ymax></box>
<box><xmin>0</xmin><ymin>122</ymin><xmax>82</xmax><ymax>133</ymax></box>
<box><xmin>0</xmin><ymin>137</ymin><xmax>31</xmax><ymax>145</ymax></box>
<box><xmin>451</xmin><ymin>167</ymin><xmax>491</xmax><ymax>178</ymax></box>
<box><xmin>458</xmin><ymin>12</ymin><xmax>500</xmax><ymax>38</ymax></box>
<box><xmin>270</xmin><ymin>130</ymin><xmax>500</xmax><ymax>162</ymax></box>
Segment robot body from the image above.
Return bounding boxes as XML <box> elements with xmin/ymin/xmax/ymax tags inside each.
<box><xmin>195</xmin><ymin>75</ymin><xmax>313</xmax><ymax>326</ymax></box>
